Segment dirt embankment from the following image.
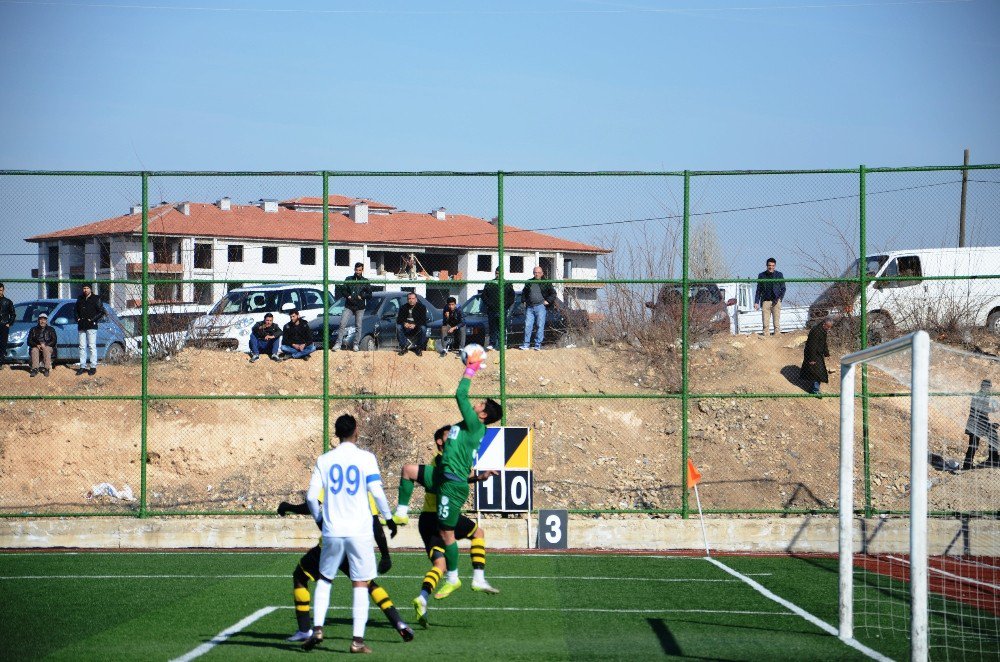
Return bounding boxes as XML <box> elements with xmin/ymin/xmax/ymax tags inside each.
<box><xmin>1</xmin><ymin>331</ymin><xmax>997</xmax><ymax>515</ymax></box>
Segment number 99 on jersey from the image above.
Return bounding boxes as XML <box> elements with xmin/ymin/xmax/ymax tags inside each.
<box><xmin>474</xmin><ymin>469</ymin><xmax>533</xmax><ymax>513</ymax></box>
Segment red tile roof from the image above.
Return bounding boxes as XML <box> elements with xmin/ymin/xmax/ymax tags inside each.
<box><xmin>281</xmin><ymin>195</ymin><xmax>395</xmax><ymax>210</ymax></box>
<box><xmin>26</xmin><ymin>202</ymin><xmax>609</xmax><ymax>254</ymax></box>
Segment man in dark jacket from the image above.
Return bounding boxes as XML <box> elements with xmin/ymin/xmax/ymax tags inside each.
<box><xmin>333</xmin><ymin>262</ymin><xmax>372</xmax><ymax>352</ymax></box>
<box><xmin>28</xmin><ymin>312</ymin><xmax>58</xmax><ymax>377</ymax></box>
<box><xmin>481</xmin><ymin>267</ymin><xmax>515</xmax><ymax>350</ymax></box>
<box><xmin>280</xmin><ymin>309</ymin><xmax>316</xmax><ymax>361</ymax></box>
<box><xmin>75</xmin><ymin>284</ymin><xmax>105</xmax><ymax>376</ymax></box>
<box><xmin>801</xmin><ymin>317</ymin><xmax>833</xmax><ymax>394</ymax></box>
<box><xmin>519</xmin><ymin>266</ymin><xmax>558</xmax><ymax>351</ymax></box>
<box><xmin>439</xmin><ymin>297</ymin><xmax>466</xmax><ymax>357</ymax></box>
<box><xmin>249</xmin><ymin>313</ymin><xmax>282</xmax><ymax>362</ymax></box>
<box><xmin>396</xmin><ymin>292</ymin><xmax>428</xmax><ymax>356</ymax></box>
<box><xmin>0</xmin><ymin>282</ymin><xmax>14</xmax><ymax>371</ymax></box>
<box><xmin>754</xmin><ymin>258</ymin><xmax>786</xmax><ymax>336</ymax></box>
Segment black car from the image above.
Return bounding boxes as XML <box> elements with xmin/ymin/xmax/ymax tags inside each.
<box><xmin>309</xmin><ymin>291</ymin><xmax>442</xmax><ymax>351</ymax></box>
<box><xmin>460</xmin><ymin>293</ymin><xmax>587</xmax><ymax>348</ymax></box>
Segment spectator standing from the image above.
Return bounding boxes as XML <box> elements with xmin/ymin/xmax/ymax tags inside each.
<box><xmin>962</xmin><ymin>379</ymin><xmax>1000</xmax><ymax>470</ymax></box>
<box><xmin>28</xmin><ymin>312</ymin><xmax>57</xmax><ymax>377</ymax></box>
<box><xmin>754</xmin><ymin>258</ymin><xmax>786</xmax><ymax>336</ymax></box>
<box><xmin>439</xmin><ymin>297</ymin><xmax>466</xmax><ymax>357</ymax></box>
<box><xmin>801</xmin><ymin>316</ymin><xmax>834</xmax><ymax>394</ymax></box>
<box><xmin>519</xmin><ymin>266</ymin><xmax>557</xmax><ymax>351</ymax></box>
<box><xmin>249</xmin><ymin>313</ymin><xmax>282</xmax><ymax>362</ymax></box>
<box><xmin>396</xmin><ymin>292</ymin><xmax>427</xmax><ymax>356</ymax></box>
<box><xmin>333</xmin><ymin>262</ymin><xmax>372</xmax><ymax>352</ymax></box>
<box><xmin>481</xmin><ymin>267</ymin><xmax>515</xmax><ymax>350</ymax></box>
<box><xmin>280</xmin><ymin>309</ymin><xmax>316</xmax><ymax>361</ymax></box>
<box><xmin>0</xmin><ymin>283</ymin><xmax>14</xmax><ymax>371</ymax></box>
<box><xmin>75</xmin><ymin>284</ymin><xmax>104</xmax><ymax>376</ymax></box>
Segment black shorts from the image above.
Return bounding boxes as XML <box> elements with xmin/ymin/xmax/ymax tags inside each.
<box><xmin>418</xmin><ymin>511</ymin><xmax>477</xmax><ymax>559</ymax></box>
<box><xmin>298</xmin><ymin>545</ymin><xmax>351</xmax><ymax>582</ymax></box>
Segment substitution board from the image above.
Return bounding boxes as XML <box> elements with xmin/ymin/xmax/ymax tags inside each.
<box><xmin>473</xmin><ymin>427</ymin><xmax>533</xmax><ymax>513</ymax></box>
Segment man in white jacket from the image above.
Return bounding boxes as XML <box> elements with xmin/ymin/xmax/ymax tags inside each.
<box><xmin>304</xmin><ymin>414</ymin><xmax>397</xmax><ymax>654</ymax></box>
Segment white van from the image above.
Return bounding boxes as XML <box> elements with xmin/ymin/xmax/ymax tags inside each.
<box><xmin>189</xmin><ymin>284</ymin><xmax>333</xmax><ymax>353</ymax></box>
<box><xmin>808</xmin><ymin>247</ymin><xmax>1000</xmax><ymax>341</ymax></box>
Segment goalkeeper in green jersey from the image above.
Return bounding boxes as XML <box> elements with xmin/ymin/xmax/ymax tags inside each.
<box><xmin>427</xmin><ymin>360</ymin><xmax>501</xmax><ymax>599</ymax></box>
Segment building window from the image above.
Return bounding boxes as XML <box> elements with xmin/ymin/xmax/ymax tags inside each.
<box><xmin>301</xmin><ymin>247</ymin><xmax>316</xmax><ymax>265</ymax></box>
<box><xmin>194</xmin><ymin>281</ymin><xmax>214</xmax><ymax>304</ymax></box>
<box><xmin>509</xmin><ymin>256</ymin><xmax>524</xmax><ymax>273</ymax></box>
<box><xmin>227</xmin><ymin>282</ymin><xmax>243</xmax><ymax>293</ymax></box>
<box><xmin>47</xmin><ymin>245</ymin><xmax>59</xmax><ymax>273</ymax></box>
<box><xmin>99</xmin><ymin>239</ymin><xmax>111</xmax><ymax>270</ymax></box>
<box><xmin>334</xmin><ymin>249</ymin><xmax>350</xmax><ymax>267</ymax></box>
<box><xmin>262</xmin><ymin>246</ymin><xmax>278</xmax><ymax>264</ymax></box>
<box><xmin>228</xmin><ymin>244</ymin><xmax>243</xmax><ymax>263</ymax></box>
<box><xmin>194</xmin><ymin>243</ymin><xmax>213</xmax><ymax>269</ymax></box>
<box><xmin>477</xmin><ymin>255</ymin><xmax>492</xmax><ymax>272</ymax></box>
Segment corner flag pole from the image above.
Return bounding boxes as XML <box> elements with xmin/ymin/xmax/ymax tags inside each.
<box><xmin>687</xmin><ymin>459</ymin><xmax>710</xmax><ymax>557</ymax></box>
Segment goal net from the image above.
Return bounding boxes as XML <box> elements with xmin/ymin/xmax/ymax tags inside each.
<box><xmin>839</xmin><ymin>331</ymin><xmax>1000</xmax><ymax>661</ymax></box>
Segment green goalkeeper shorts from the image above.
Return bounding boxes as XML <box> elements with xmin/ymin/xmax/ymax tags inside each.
<box><xmin>435</xmin><ymin>477</ymin><xmax>470</xmax><ymax>531</ymax></box>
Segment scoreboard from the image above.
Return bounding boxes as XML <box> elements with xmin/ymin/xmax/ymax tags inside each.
<box><xmin>473</xmin><ymin>427</ymin><xmax>533</xmax><ymax>513</ymax></box>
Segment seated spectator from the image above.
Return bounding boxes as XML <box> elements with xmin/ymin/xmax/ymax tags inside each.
<box><xmin>396</xmin><ymin>292</ymin><xmax>427</xmax><ymax>357</ymax></box>
<box><xmin>28</xmin><ymin>312</ymin><xmax>57</xmax><ymax>377</ymax></box>
<box><xmin>439</xmin><ymin>296</ymin><xmax>466</xmax><ymax>357</ymax></box>
<box><xmin>249</xmin><ymin>313</ymin><xmax>282</xmax><ymax>363</ymax></box>
<box><xmin>280</xmin><ymin>309</ymin><xmax>316</xmax><ymax>361</ymax></box>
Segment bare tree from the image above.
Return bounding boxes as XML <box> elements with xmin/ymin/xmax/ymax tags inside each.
<box><xmin>688</xmin><ymin>218</ymin><xmax>730</xmax><ymax>281</ymax></box>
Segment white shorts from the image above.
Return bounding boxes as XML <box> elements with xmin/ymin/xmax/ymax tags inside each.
<box><xmin>318</xmin><ymin>535</ymin><xmax>377</xmax><ymax>582</ymax></box>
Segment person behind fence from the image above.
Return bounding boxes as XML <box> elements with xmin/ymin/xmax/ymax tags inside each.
<box><xmin>439</xmin><ymin>297</ymin><xmax>466</xmax><ymax>357</ymax></box>
<box><xmin>75</xmin><ymin>284</ymin><xmax>104</xmax><ymax>376</ymax></box>
<box><xmin>280</xmin><ymin>309</ymin><xmax>316</xmax><ymax>361</ymax></box>
<box><xmin>333</xmin><ymin>262</ymin><xmax>372</xmax><ymax>352</ymax></box>
<box><xmin>801</xmin><ymin>316</ymin><xmax>834</xmax><ymax>394</ymax></box>
<box><xmin>753</xmin><ymin>257</ymin><xmax>786</xmax><ymax>336</ymax></box>
<box><xmin>28</xmin><ymin>312</ymin><xmax>57</xmax><ymax>378</ymax></box>
<box><xmin>962</xmin><ymin>379</ymin><xmax>1000</xmax><ymax>470</ymax></box>
<box><xmin>0</xmin><ymin>283</ymin><xmax>14</xmax><ymax>372</ymax></box>
<box><xmin>481</xmin><ymin>267</ymin><xmax>514</xmax><ymax>351</ymax></box>
<box><xmin>519</xmin><ymin>266</ymin><xmax>557</xmax><ymax>351</ymax></box>
<box><xmin>396</xmin><ymin>292</ymin><xmax>427</xmax><ymax>357</ymax></box>
<box><xmin>249</xmin><ymin>312</ymin><xmax>282</xmax><ymax>363</ymax></box>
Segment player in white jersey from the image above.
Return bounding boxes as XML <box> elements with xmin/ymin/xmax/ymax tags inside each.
<box><xmin>303</xmin><ymin>414</ymin><xmax>397</xmax><ymax>654</ymax></box>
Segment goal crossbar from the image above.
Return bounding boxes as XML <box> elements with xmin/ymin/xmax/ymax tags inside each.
<box><xmin>839</xmin><ymin>330</ymin><xmax>930</xmax><ymax>662</ymax></box>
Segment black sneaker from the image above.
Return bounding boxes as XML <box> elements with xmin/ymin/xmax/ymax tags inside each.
<box><xmin>414</xmin><ymin>349</ymin><xmax>423</xmax><ymax>357</ymax></box>
<box><xmin>397</xmin><ymin>623</ymin><xmax>415</xmax><ymax>642</ymax></box>
<box><xmin>29</xmin><ymin>369</ymin><xmax>38</xmax><ymax>377</ymax></box>
<box><xmin>302</xmin><ymin>354</ymin><xmax>310</xmax><ymax>361</ymax></box>
<box><xmin>249</xmin><ymin>355</ymin><xmax>260</xmax><ymax>363</ymax></box>
<box><xmin>89</xmin><ymin>367</ymin><xmax>97</xmax><ymax>376</ymax></box>
<box><xmin>42</xmin><ymin>368</ymin><xmax>50</xmax><ymax>377</ymax></box>
<box><xmin>302</xmin><ymin>625</ymin><xmax>324</xmax><ymax>651</ymax></box>
<box><xmin>270</xmin><ymin>354</ymin><xmax>280</xmax><ymax>362</ymax></box>
<box><xmin>398</xmin><ymin>348</ymin><xmax>407</xmax><ymax>356</ymax></box>
<box><xmin>76</xmin><ymin>368</ymin><xmax>86</xmax><ymax>376</ymax></box>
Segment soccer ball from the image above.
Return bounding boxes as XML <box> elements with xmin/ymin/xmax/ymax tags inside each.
<box><xmin>460</xmin><ymin>343</ymin><xmax>487</xmax><ymax>366</ymax></box>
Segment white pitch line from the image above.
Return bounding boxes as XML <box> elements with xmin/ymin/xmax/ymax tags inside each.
<box><xmin>0</xmin><ymin>573</ymin><xmax>771</xmax><ymax>581</ymax></box>
<box><xmin>271</xmin><ymin>605</ymin><xmax>794</xmax><ymax>616</ymax></box>
<box><xmin>887</xmin><ymin>555</ymin><xmax>1000</xmax><ymax>591</ymax></box>
<box><xmin>706</xmin><ymin>557</ymin><xmax>893</xmax><ymax>662</ymax></box>
<box><xmin>169</xmin><ymin>606</ymin><xmax>277</xmax><ymax>662</ymax></box>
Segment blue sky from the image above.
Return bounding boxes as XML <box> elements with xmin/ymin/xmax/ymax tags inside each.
<box><xmin>0</xmin><ymin>0</ymin><xmax>998</xmax><ymax>301</ymax></box>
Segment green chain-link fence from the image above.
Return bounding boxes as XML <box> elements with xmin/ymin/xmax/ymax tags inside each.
<box><xmin>0</xmin><ymin>166</ymin><xmax>997</xmax><ymax>518</ymax></box>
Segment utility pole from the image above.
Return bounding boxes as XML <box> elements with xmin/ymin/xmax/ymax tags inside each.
<box><xmin>959</xmin><ymin>148</ymin><xmax>969</xmax><ymax>247</ymax></box>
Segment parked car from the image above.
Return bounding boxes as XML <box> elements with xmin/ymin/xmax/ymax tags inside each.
<box><xmin>4</xmin><ymin>299</ymin><xmax>128</xmax><ymax>365</ymax></box>
<box><xmin>808</xmin><ymin>247</ymin><xmax>1000</xmax><ymax>342</ymax></box>
<box><xmin>189</xmin><ymin>284</ymin><xmax>334</xmax><ymax>352</ymax></box>
<box><xmin>117</xmin><ymin>304</ymin><xmax>212</xmax><ymax>356</ymax></box>
<box><xmin>644</xmin><ymin>284</ymin><xmax>735</xmax><ymax>335</ymax></box>
<box><xmin>309</xmin><ymin>291</ymin><xmax>443</xmax><ymax>351</ymax></box>
<box><xmin>460</xmin><ymin>293</ymin><xmax>584</xmax><ymax>348</ymax></box>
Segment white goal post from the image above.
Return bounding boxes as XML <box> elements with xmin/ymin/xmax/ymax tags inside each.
<box><xmin>839</xmin><ymin>330</ymin><xmax>930</xmax><ymax>662</ymax></box>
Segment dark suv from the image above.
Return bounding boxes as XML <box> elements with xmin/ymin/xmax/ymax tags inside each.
<box><xmin>645</xmin><ymin>285</ymin><xmax>734</xmax><ymax>334</ymax></box>
<box><xmin>309</xmin><ymin>291</ymin><xmax>442</xmax><ymax>350</ymax></box>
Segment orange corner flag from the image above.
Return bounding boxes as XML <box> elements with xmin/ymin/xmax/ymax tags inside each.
<box><xmin>686</xmin><ymin>458</ymin><xmax>702</xmax><ymax>489</ymax></box>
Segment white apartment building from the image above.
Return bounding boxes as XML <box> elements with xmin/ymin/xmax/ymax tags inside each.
<box><xmin>27</xmin><ymin>194</ymin><xmax>608</xmax><ymax>313</ymax></box>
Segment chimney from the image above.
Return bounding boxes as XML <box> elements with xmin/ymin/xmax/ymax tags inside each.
<box><xmin>130</xmin><ymin>205</ymin><xmax>143</xmax><ymax>215</ymax></box>
<box><xmin>176</xmin><ymin>202</ymin><xmax>191</xmax><ymax>216</ymax></box>
<box><xmin>217</xmin><ymin>197</ymin><xmax>231</xmax><ymax>211</ymax></box>
<box><xmin>262</xmin><ymin>199</ymin><xmax>279</xmax><ymax>213</ymax></box>
<box><xmin>490</xmin><ymin>216</ymin><xmax>499</xmax><ymax>226</ymax></box>
<box><xmin>349</xmin><ymin>202</ymin><xmax>369</xmax><ymax>224</ymax></box>
<box><xmin>433</xmin><ymin>207</ymin><xmax>447</xmax><ymax>221</ymax></box>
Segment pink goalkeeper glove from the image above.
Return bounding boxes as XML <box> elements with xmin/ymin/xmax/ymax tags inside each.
<box><xmin>464</xmin><ymin>362</ymin><xmax>482</xmax><ymax>378</ymax></box>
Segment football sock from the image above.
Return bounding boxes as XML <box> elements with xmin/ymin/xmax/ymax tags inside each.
<box><xmin>313</xmin><ymin>579</ymin><xmax>332</xmax><ymax>629</ymax></box>
<box><xmin>470</xmin><ymin>536</ymin><xmax>486</xmax><ymax>570</ymax></box>
<box><xmin>447</xmin><ymin>569</ymin><xmax>459</xmax><ymax>584</ymax></box>
<box><xmin>473</xmin><ymin>568</ymin><xmax>485</xmax><ymax>583</ymax></box>
<box><xmin>422</xmin><ymin>567</ymin><xmax>442</xmax><ymax>596</ymax></box>
<box><xmin>369</xmin><ymin>583</ymin><xmax>403</xmax><ymax>629</ymax></box>
<box><xmin>397</xmin><ymin>477</ymin><xmax>415</xmax><ymax>510</ymax></box>
<box><xmin>294</xmin><ymin>585</ymin><xmax>312</xmax><ymax>633</ymax></box>
<box><xmin>444</xmin><ymin>542</ymin><xmax>459</xmax><ymax>573</ymax></box>
<box><xmin>352</xmin><ymin>586</ymin><xmax>370</xmax><ymax>639</ymax></box>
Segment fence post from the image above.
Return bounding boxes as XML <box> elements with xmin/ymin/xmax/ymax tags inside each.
<box><xmin>139</xmin><ymin>172</ymin><xmax>149</xmax><ymax>518</ymax></box>
<box><xmin>859</xmin><ymin>164</ymin><xmax>872</xmax><ymax>517</ymax></box>
<box><xmin>322</xmin><ymin>172</ymin><xmax>331</xmax><ymax>452</ymax></box>
<box><xmin>497</xmin><ymin>171</ymin><xmax>507</xmax><ymax>425</ymax></box>
<box><xmin>681</xmin><ymin>171</ymin><xmax>691</xmax><ymax>519</ymax></box>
